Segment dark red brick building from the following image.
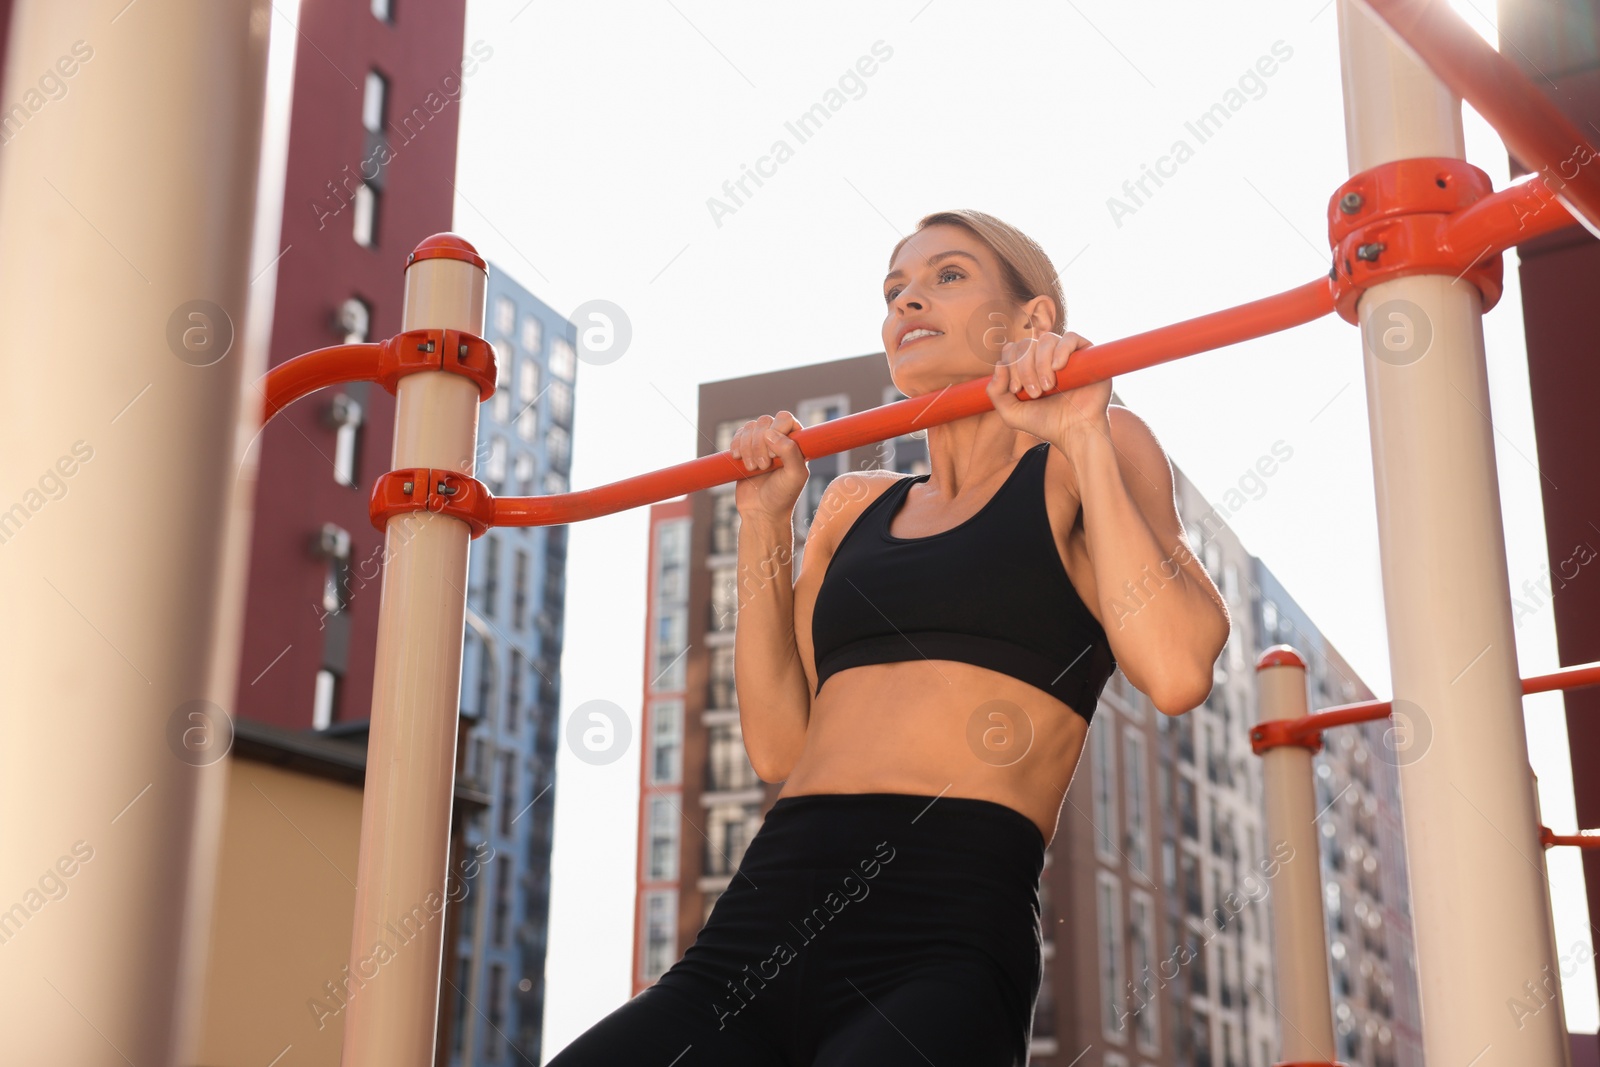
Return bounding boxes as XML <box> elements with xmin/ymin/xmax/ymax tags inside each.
<box><xmin>1500</xmin><ymin>0</ymin><xmax>1600</xmax><ymax>1046</ymax></box>
<box><xmin>235</xmin><ymin>0</ymin><xmax>474</xmax><ymax>732</ymax></box>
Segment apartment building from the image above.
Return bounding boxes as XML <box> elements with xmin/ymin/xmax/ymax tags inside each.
<box><xmin>450</xmin><ymin>266</ymin><xmax>577</xmax><ymax>1066</ymax></box>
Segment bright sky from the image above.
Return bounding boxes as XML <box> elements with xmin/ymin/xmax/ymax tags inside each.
<box><xmin>451</xmin><ymin>0</ymin><xmax>1597</xmax><ymax>1055</ymax></box>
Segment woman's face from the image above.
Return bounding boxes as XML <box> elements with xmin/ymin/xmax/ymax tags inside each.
<box><xmin>880</xmin><ymin>222</ymin><xmax>1041</xmax><ymax>397</ymax></box>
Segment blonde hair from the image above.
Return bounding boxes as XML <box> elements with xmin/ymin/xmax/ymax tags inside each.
<box><xmin>890</xmin><ymin>209</ymin><xmax>1066</xmax><ymax>334</ymax></box>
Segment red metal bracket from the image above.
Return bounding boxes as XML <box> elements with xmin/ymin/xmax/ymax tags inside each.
<box><xmin>376</xmin><ymin>327</ymin><xmax>497</xmax><ymax>401</ymax></box>
<box><xmin>261</xmin><ymin>327</ymin><xmax>498</xmax><ymax>424</ymax></box>
<box><xmin>1326</xmin><ymin>157</ymin><xmax>1505</xmax><ymax>326</ymax></box>
<box><xmin>369</xmin><ymin>468</ymin><xmax>497</xmax><ymax>538</ymax></box>
<box><xmin>1250</xmin><ymin>718</ymin><xmax>1324</xmax><ymax>757</ymax></box>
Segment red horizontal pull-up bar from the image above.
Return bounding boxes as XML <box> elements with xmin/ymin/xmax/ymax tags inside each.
<box><xmin>491</xmin><ymin>278</ymin><xmax>1336</xmax><ymax>527</ymax></box>
<box><xmin>1251</xmin><ymin>660</ymin><xmax>1600</xmax><ymax>755</ymax></box>
<box><xmin>1360</xmin><ymin>0</ymin><xmax>1600</xmax><ymax>234</ymax></box>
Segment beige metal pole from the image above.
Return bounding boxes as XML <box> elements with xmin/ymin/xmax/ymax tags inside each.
<box><xmin>1530</xmin><ymin>769</ymin><xmax>1575</xmax><ymax>1066</ymax></box>
<box><xmin>338</xmin><ymin>236</ymin><xmax>485</xmax><ymax>1066</ymax></box>
<box><xmin>1254</xmin><ymin>647</ymin><xmax>1338</xmax><ymax>1064</ymax></box>
<box><xmin>1336</xmin><ymin>3</ymin><xmax>1567</xmax><ymax>1063</ymax></box>
<box><xmin>0</xmin><ymin>2</ymin><xmax>271</xmax><ymax>1064</ymax></box>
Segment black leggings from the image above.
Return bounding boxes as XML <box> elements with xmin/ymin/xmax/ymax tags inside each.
<box><xmin>546</xmin><ymin>791</ymin><xmax>1047</xmax><ymax>1067</ymax></box>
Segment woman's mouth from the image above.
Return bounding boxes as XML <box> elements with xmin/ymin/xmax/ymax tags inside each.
<box><xmin>899</xmin><ymin>328</ymin><xmax>943</xmax><ymax>349</ymax></box>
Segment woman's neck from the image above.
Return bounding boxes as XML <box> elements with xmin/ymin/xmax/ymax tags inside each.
<box><xmin>920</xmin><ymin>412</ymin><xmax>1038</xmax><ymax>498</ymax></box>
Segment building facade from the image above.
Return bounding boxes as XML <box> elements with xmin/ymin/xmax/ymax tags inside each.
<box><xmin>1499</xmin><ymin>0</ymin><xmax>1600</xmax><ymax>1031</ymax></box>
<box><xmin>634</xmin><ymin>497</ymin><xmax>692</xmax><ymax>996</ymax></box>
<box><xmin>635</xmin><ymin>352</ymin><xmax>1423</xmax><ymax>1066</ymax></box>
<box><xmin>450</xmin><ymin>266</ymin><xmax>577</xmax><ymax>1066</ymax></box>
<box><xmin>233</xmin><ymin>0</ymin><xmax>475</xmax><ymax>732</ymax></box>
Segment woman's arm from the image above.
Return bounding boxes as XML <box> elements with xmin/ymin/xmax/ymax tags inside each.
<box><xmin>733</xmin><ymin>507</ymin><xmax>813</xmax><ymax>782</ymax></box>
<box><xmin>1056</xmin><ymin>405</ymin><xmax>1231</xmax><ymax>714</ymax></box>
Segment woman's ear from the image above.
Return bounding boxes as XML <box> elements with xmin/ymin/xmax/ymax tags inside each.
<box><xmin>1021</xmin><ymin>294</ymin><xmax>1058</xmax><ymax>335</ymax></box>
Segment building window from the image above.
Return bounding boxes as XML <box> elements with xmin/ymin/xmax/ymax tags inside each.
<box><xmin>640</xmin><ymin>889</ymin><xmax>678</xmax><ymax>982</ymax></box>
<box><xmin>1129</xmin><ymin>889</ymin><xmax>1160</xmax><ymax>1052</ymax></box>
<box><xmin>711</xmin><ymin>491</ymin><xmax>739</xmax><ymax>557</ymax></box>
<box><xmin>472</xmin><ymin>634</ymin><xmax>493</xmax><ymax>718</ymax></box>
<box><xmin>657</xmin><ymin>519</ymin><xmax>689</xmax><ymax>601</ymax></box>
<box><xmin>1192</xmin><ymin>1006</ymin><xmax>1212</xmax><ymax>1067</ymax></box>
<box><xmin>794</xmin><ymin>394</ymin><xmax>849</xmax><ymax>538</ymax></box>
<box><xmin>512</xmin><ymin>550</ymin><xmax>529</xmax><ymax>630</ymax></box>
<box><xmin>506</xmin><ymin>649</ymin><xmax>523</xmax><ymax>733</ymax></box>
<box><xmin>494</xmin><ymin>295</ymin><xmax>516</xmax><ymax>337</ymax></box>
<box><xmin>513</xmin><ymin>451</ymin><xmax>535</xmax><ymax>493</ymax></box>
<box><xmin>707</xmin><ymin>645</ymin><xmax>735</xmax><ymax>710</ymax></box>
<box><xmin>1190</xmin><ymin>924</ymin><xmax>1210</xmax><ymax>995</ymax></box>
<box><xmin>480</xmin><ymin>536</ymin><xmax>500</xmax><ymax>618</ymax></box>
<box><xmin>517</xmin><ymin>406</ymin><xmax>537</xmax><ymax>442</ymax></box>
<box><xmin>547</xmin><ymin>379</ymin><xmax>573</xmax><ymax>427</ymax></box>
<box><xmin>485</xmin><ymin>435</ymin><xmax>507</xmax><ymax>489</ymax></box>
<box><xmin>498</xmin><ymin>750</ymin><xmax>517</xmax><ymax>836</ymax></box>
<box><xmin>312</xmin><ymin>668</ymin><xmax>339</xmax><ymax>730</ymax></box>
<box><xmin>704</xmin><ymin>802</ymin><xmax>756</xmax><ymax>876</ymax></box>
<box><xmin>649</xmin><ymin>701</ymin><xmax>683</xmax><ymax>785</ymax></box>
<box><xmin>707</xmin><ymin>721</ymin><xmax>757</xmax><ymax>793</ymax></box>
<box><xmin>518</xmin><ymin>356</ymin><xmax>540</xmax><ymax>403</ymax></box>
<box><xmin>452</xmin><ymin>957</ymin><xmax>471</xmax><ymax>1054</ymax></box>
<box><xmin>651</xmin><ymin>607</ymin><xmax>687</xmax><ymax>691</ymax></box>
<box><xmin>470</xmin><ymin>736</ymin><xmax>488</xmax><ymax>784</ymax></box>
<box><xmin>361</xmin><ymin>70</ymin><xmax>387</xmax><ymax>133</ymax></box>
<box><xmin>546</xmin><ymin>425</ymin><xmax>571</xmax><ymax>471</ymax></box>
<box><xmin>352</xmin><ymin>183</ymin><xmax>378</xmax><ymax>247</ymax></box>
<box><xmin>543</xmin><ymin>469</ymin><xmax>568</xmax><ymax>495</ymax></box>
<box><xmin>370</xmin><ymin>0</ymin><xmax>394</xmax><ymax>22</ymax></box>
<box><xmin>520</xmin><ymin>315</ymin><xmax>542</xmax><ymax>355</ymax></box>
<box><xmin>1182</xmin><ymin>848</ymin><xmax>1202</xmax><ymax>917</ymax></box>
<box><xmin>1123</xmin><ymin>728</ymin><xmax>1151</xmax><ymax>878</ymax></box>
<box><xmin>1178</xmin><ymin>774</ymin><xmax>1199</xmax><ymax>839</ymax></box>
<box><xmin>487</xmin><ymin>963</ymin><xmax>506</xmax><ymax>1060</ymax></box>
<box><xmin>1091</xmin><ymin>719</ymin><xmax>1120</xmax><ymax>865</ymax></box>
<box><xmin>1096</xmin><ymin>871</ymin><xmax>1126</xmax><ymax>1042</ymax></box>
<box><xmin>549</xmin><ymin>337</ymin><xmax>575</xmax><ymax>381</ymax></box>
<box><xmin>335</xmin><ymin>295</ymin><xmax>371</xmax><ymax>345</ymax></box>
<box><xmin>491</xmin><ymin>351</ymin><xmax>512</xmax><ymax>424</ymax></box>
<box><xmin>492</xmin><ymin>855</ymin><xmax>513</xmax><ymax>946</ymax></box>
<box><xmin>327</xmin><ymin>393</ymin><xmax>364</xmax><ymax>486</ymax></box>
<box><xmin>647</xmin><ymin>795</ymin><xmax>679</xmax><ymax>881</ymax></box>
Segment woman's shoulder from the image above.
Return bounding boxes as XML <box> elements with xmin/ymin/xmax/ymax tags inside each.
<box><xmin>805</xmin><ymin>467</ymin><xmax>912</xmax><ymax>555</ymax></box>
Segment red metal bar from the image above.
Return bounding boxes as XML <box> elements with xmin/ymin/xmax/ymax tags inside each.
<box><xmin>1520</xmin><ymin>661</ymin><xmax>1600</xmax><ymax>695</ymax></box>
<box><xmin>1541</xmin><ymin>826</ymin><xmax>1600</xmax><ymax>849</ymax></box>
<box><xmin>1359</xmin><ymin>0</ymin><xmax>1600</xmax><ymax>234</ymax></box>
<box><xmin>493</xmin><ymin>277</ymin><xmax>1336</xmax><ymax>527</ymax></box>
<box><xmin>1252</xmin><ymin>660</ymin><xmax>1600</xmax><ymax>754</ymax></box>
<box><xmin>1444</xmin><ymin>175</ymin><xmax>1585</xmax><ymax>257</ymax></box>
<box><xmin>261</xmin><ymin>342</ymin><xmax>382</xmax><ymax>422</ymax></box>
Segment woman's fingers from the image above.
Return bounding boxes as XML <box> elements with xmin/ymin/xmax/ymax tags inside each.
<box><xmin>732</xmin><ymin>411</ymin><xmax>807</xmax><ymax>473</ymax></box>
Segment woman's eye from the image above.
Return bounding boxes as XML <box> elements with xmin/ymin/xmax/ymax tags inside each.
<box><xmin>886</xmin><ymin>269</ymin><xmax>962</xmax><ymax>303</ymax></box>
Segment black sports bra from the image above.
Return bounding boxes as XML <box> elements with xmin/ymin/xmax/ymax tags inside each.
<box><xmin>809</xmin><ymin>442</ymin><xmax>1115</xmax><ymax>722</ymax></box>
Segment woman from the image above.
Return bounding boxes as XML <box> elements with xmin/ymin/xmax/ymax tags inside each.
<box><xmin>549</xmin><ymin>210</ymin><xmax>1230</xmax><ymax>1066</ymax></box>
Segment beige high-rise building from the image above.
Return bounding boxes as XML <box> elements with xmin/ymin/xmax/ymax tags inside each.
<box><xmin>632</xmin><ymin>353</ymin><xmax>1422</xmax><ymax>1066</ymax></box>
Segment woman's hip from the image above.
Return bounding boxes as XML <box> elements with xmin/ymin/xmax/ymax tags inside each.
<box><xmin>662</xmin><ymin>791</ymin><xmax>1046</xmax><ymax>1023</ymax></box>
